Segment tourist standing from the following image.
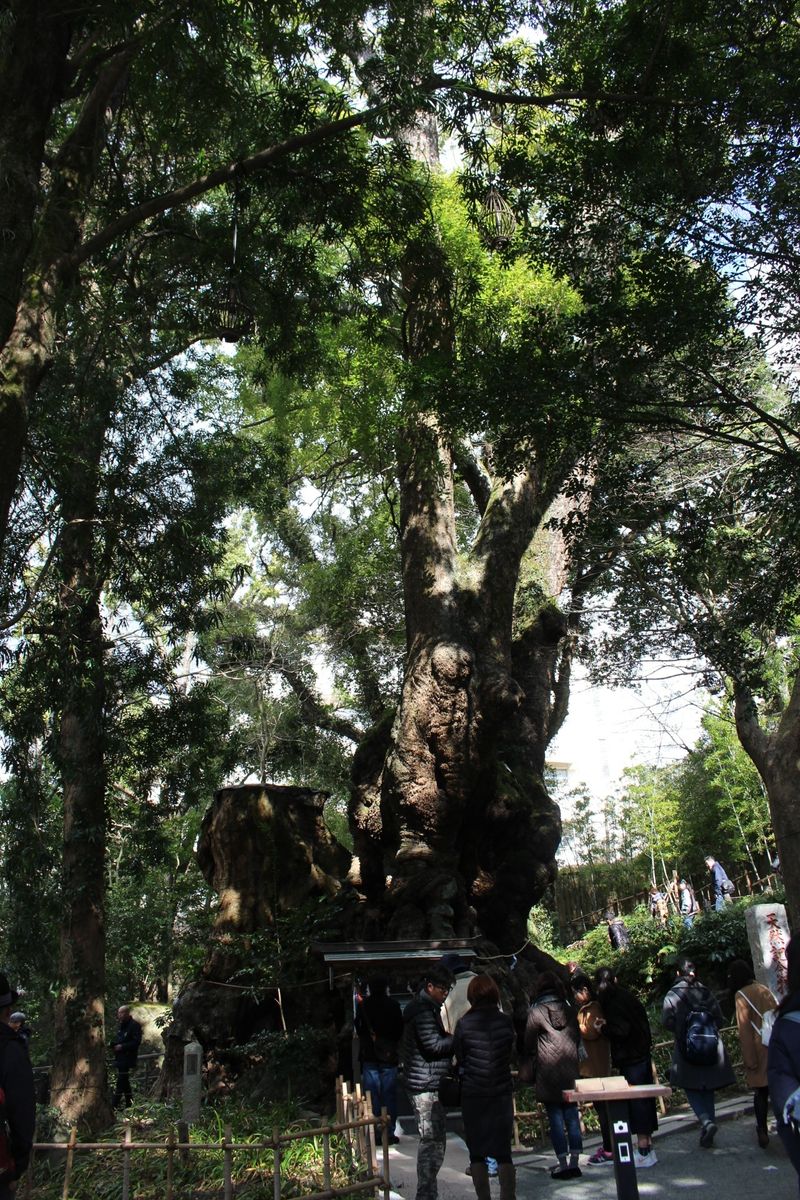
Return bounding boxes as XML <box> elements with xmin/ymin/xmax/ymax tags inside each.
<box><xmin>453</xmin><ymin>975</ymin><xmax>516</xmax><ymax>1200</ymax></box>
<box><xmin>570</xmin><ymin>974</ymin><xmax>613</xmax><ymax>1165</ymax></box>
<box><xmin>594</xmin><ymin>967</ymin><xmax>658</xmax><ymax>1167</ymax></box>
<box><xmin>112</xmin><ymin>1004</ymin><xmax>142</xmax><ymax>1109</ymax></box>
<box><xmin>768</xmin><ymin>936</ymin><xmax>800</xmax><ymax>1194</ymax></box>
<box><xmin>704</xmin><ymin>855</ymin><xmax>734</xmax><ymax>911</ymax></box>
<box><xmin>662</xmin><ymin>957</ymin><xmax>735</xmax><ymax>1148</ymax></box>
<box><xmin>728</xmin><ymin>959</ymin><xmax>777</xmax><ymax>1148</ymax></box>
<box><xmin>401</xmin><ymin>965</ymin><xmax>455</xmax><ymax>1200</ymax></box>
<box><xmin>0</xmin><ymin>974</ymin><xmax>35</xmax><ymax>1200</ymax></box>
<box><xmin>524</xmin><ymin>971</ymin><xmax>583</xmax><ymax>1179</ymax></box>
<box><xmin>356</xmin><ymin>976</ymin><xmax>404</xmax><ymax>1143</ymax></box>
<box><xmin>679</xmin><ymin>879</ymin><xmax>698</xmax><ymax>929</ymax></box>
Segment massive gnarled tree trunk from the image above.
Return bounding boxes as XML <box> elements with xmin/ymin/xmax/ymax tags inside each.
<box><xmin>734</xmin><ymin>680</ymin><xmax>800</xmax><ymax>930</ymax></box>
<box><xmin>352</xmin><ymin>425</ymin><xmax>569</xmax><ymax>949</ymax></box>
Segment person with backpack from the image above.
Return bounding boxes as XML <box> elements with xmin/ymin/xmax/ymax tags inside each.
<box><xmin>593</xmin><ymin>967</ymin><xmax>658</xmax><ymax>1168</ymax></box>
<box><xmin>727</xmin><ymin>959</ymin><xmax>778</xmax><ymax>1148</ymax></box>
<box><xmin>605</xmin><ymin>910</ymin><xmax>630</xmax><ymax>952</ymax></box>
<box><xmin>662</xmin><ymin>957</ymin><xmax>735</xmax><ymax>1147</ymax></box>
<box><xmin>767</xmin><ymin>935</ymin><xmax>800</xmax><ymax>1193</ymax></box>
<box><xmin>704</xmin><ymin>856</ymin><xmax>735</xmax><ymax>911</ymax></box>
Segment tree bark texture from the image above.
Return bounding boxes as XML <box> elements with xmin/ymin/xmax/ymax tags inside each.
<box><xmin>735</xmin><ymin>680</ymin><xmax>800</xmax><ymax>930</ymax></box>
<box><xmin>196</xmin><ymin>784</ymin><xmax>349</xmax><ymax>981</ymax></box>
<box><xmin>50</xmin><ymin>407</ymin><xmax>113</xmax><ymax>1132</ymax></box>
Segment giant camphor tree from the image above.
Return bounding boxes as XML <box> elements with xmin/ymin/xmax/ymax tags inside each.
<box><xmin>216</xmin><ymin>150</ymin><xmax>751</xmax><ymax>953</ymax></box>
<box><xmin>3</xmin><ymin>0</ymin><xmax>795</xmax><ymax>1129</ymax></box>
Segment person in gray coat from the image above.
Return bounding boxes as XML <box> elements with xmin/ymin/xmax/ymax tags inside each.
<box><xmin>662</xmin><ymin>957</ymin><xmax>735</xmax><ymax>1148</ymax></box>
<box><xmin>524</xmin><ymin>971</ymin><xmax>582</xmax><ymax>1179</ymax></box>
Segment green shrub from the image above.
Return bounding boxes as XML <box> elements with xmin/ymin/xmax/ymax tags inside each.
<box><xmin>569</xmin><ymin>892</ymin><xmax>786</xmax><ymax>1002</ymax></box>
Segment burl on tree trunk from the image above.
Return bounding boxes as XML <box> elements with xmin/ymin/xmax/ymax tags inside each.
<box><xmin>162</xmin><ymin>784</ymin><xmax>349</xmax><ymax>1085</ymax></box>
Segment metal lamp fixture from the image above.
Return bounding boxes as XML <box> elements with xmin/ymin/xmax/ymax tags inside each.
<box><xmin>208</xmin><ymin>184</ymin><xmax>254</xmax><ymax>342</ymax></box>
<box><xmin>481</xmin><ymin>187</ymin><xmax>517</xmax><ymax>250</ymax></box>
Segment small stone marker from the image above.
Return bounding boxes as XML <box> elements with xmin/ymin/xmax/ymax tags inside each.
<box><xmin>182</xmin><ymin>1037</ymin><xmax>203</xmax><ymax>1123</ymax></box>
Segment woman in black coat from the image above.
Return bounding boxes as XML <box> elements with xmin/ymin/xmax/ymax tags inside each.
<box><xmin>768</xmin><ymin>936</ymin><xmax>800</xmax><ymax>1194</ymax></box>
<box><xmin>453</xmin><ymin>974</ymin><xmax>515</xmax><ymax>1200</ymax></box>
<box><xmin>595</xmin><ymin>967</ymin><xmax>658</xmax><ymax>1167</ymax></box>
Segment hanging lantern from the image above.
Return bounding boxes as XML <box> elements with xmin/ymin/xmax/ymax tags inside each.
<box><xmin>207</xmin><ymin>182</ymin><xmax>254</xmax><ymax>342</ymax></box>
<box><xmin>208</xmin><ymin>276</ymin><xmax>253</xmax><ymax>343</ymax></box>
<box><xmin>481</xmin><ymin>187</ymin><xmax>517</xmax><ymax>250</ymax></box>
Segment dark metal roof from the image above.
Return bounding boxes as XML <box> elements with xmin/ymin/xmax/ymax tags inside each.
<box><xmin>313</xmin><ymin>938</ymin><xmax>480</xmax><ymax>969</ymax></box>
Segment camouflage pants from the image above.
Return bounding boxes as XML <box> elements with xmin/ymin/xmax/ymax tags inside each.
<box><xmin>410</xmin><ymin>1090</ymin><xmax>447</xmax><ymax>1200</ymax></box>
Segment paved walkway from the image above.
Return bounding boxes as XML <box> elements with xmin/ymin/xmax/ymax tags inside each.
<box><xmin>383</xmin><ymin>1097</ymin><xmax>799</xmax><ymax>1200</ymax></box>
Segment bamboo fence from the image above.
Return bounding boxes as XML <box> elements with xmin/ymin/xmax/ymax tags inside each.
<box><xmin>22</xmin><ymin>1078</ymin><xmax>390</xmax><ymax>1200</ymax></box>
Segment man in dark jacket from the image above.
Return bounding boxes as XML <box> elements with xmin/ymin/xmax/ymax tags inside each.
<box><xmin>704</xmin><ymin>856</ymin><xmax>733</xmax><ymax>911</ymax></box>
<box><xmin>112</xmin><ymin>1005</ymin><xmax>142</xmax><ymax>1109</ymax></box>
<box><xmin>402</xmin><ymin>966</ymin><xmax>455</xmax><ymax>1200</ymax></box>
<box><xmin>355</xmin><ymin>976</ymin><xmax>404</xmax><ymax>1143</ymax></box>
<box><xmin>0</xmin><ymin>974</ymin><xmax>35</xmax><ymax>1200</ymax></box>
<box><xmin>595</xmin><ymin>967</ymin><xmax>658</xmax><ymax>1167</ymax></box>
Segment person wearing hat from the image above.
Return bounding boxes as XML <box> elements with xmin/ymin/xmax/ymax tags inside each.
<box><xmin>0</xmin><ymin>974</ymin><xmax>35</xmax><ymax>1200</ymax></box>
<box><xmin>8</xmin><ymin>1015</ymin><xmax>30</xmax><ymax>1050</ymax></box>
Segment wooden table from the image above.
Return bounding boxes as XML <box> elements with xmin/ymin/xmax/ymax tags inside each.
<box><xmin>563</xmin><ymin>1079</ymin><xmax>672</xmax><ymax>1200</ymax></box>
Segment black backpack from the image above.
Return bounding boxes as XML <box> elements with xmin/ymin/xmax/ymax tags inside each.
<box><xmin>680</xmin><ymin>991</ymin><xmax>719</xmax><ymax>1066</ymax></box>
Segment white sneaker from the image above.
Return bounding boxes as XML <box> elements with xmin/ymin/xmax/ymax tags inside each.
<box><xmin>634</xmin><ymin>1149</ymin><xmax>658</xmax><ymax>1168</ymax></box>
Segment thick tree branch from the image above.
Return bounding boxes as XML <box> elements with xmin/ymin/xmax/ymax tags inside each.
<box><xmin>452</xmin><ymin>438</ymin><xmax>491</xmax><ymax>516</ymax></box>
<box><xmin>60</xmin><ymin>105</ymin><xmax>388</xmax><ymax>272</ymax></box>
<box><xmin>732</xmin><ymin>679</ymin><xmax>770</xmax><ymax>774</ymax></box>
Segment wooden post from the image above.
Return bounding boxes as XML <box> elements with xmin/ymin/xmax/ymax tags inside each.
<box><xmin>223</xmin><ymin>1123</ymin><xmax>233</xmax><ymax>1200</ymax></box>
<box><xmin>379</xmin><ymin>1105</ymin><xmax>390</xmax><ymax>1199</ymax></box>
<box><xmin>122</xmin><ymin>1120</ymin><xmax>132</xmax><ymax>1200</ymax></box>
<box><xmin>511</xmin><ymin>1092</ymin><xmax>522</xmax><ymax>1150</ymax></box>
<box><xmin>651</xmin><ymin>1061</ymin><xmax>667</xmax><ymax>1117</ymax></box>
<box><xmin>322</xmin><ymin>1127</ymin><xmax>331</xmax><ymax>1195</ymax></box>
<box><xmin>178</xmin><ymin>1119</ymin><xmax>190</xmax><ymax>1164</ymax></box>
<box><xmin>61</xmin><ymin>1126</ymin><xmax>77</xmax><ymax>1200</ymax></box>
<box><xmin>166</xmin><ymin>1127</ymin><xmax>175</xmax><ymax>1200</ymax></box>
<box><xmin>272</xmin><ymin>1126</ymin><xmax>281</xmax><ymax>1200</ymax></box>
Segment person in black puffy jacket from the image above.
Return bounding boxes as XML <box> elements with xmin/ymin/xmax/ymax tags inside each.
<box><xmin>0</xmin><ymin>973</ymin><xmax>35</xmax><ymax>1200</ymax></box>
<box><xmin>453</xmin><ymin>974</ymin><xmax>515</xmax><ymax>1200</ymax></box>
<box><xmin>401</xmin><ymin>965</ymin><xmax>455</xmax><ymax>1200</ymax></box>
<box><xmin>768</xmin><ymin>936</ymin><xmax>800</xmax><ymax>1194</ymax></box>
